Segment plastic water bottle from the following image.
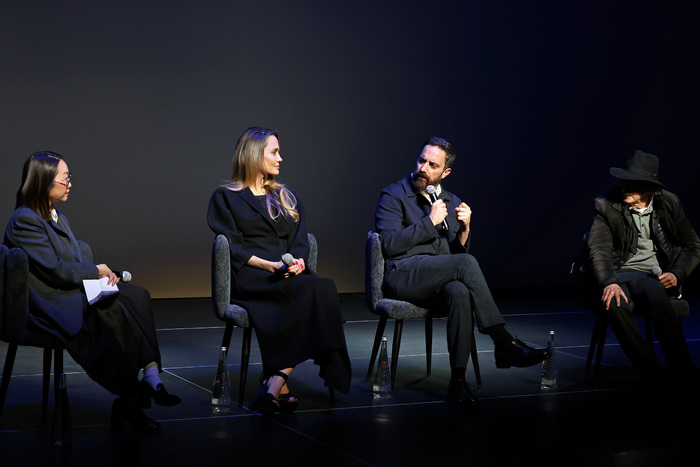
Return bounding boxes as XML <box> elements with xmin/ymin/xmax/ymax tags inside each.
<box><xmin>52</xmin><ymin>373</ymin><xmax>72</xmax><ymax>448</ymax></box>
<box><xmin>540</xmin><ymin>331</ymin><xmax>558</xmax><ymax>392</ymax></box>
<box><xmin>373</xmin><ymin>336</ymin><xmax>392</xmax><ymax>399</ymax></box>
<box><xmin>212</xmin><ymin>347</ymin><xmax>231</xmax><ymax>413</ymax></box>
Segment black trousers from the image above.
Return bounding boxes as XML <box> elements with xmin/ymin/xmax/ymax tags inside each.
<box><xmin>605</xmin><ymin>269</ymin><xmax>698</xmax><ymax>384</ymax></box>
<box><xmin>384</xmin><ymin>253</ymin><xmax>506</xmax><ymax>369</ymax></box>
<box><xmin>65</xmin><ymin>283</ymin><xmax>162</xmax><ymax>398</ymax></box>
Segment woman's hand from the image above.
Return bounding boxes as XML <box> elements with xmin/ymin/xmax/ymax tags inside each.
<box><xmin>278</xmin><ymin>257</ymin><xmax>305</xmax><ymax>278</ymax></box>
<box><xmin>248</xmin><ymin>256</ymin><xmax>306</xmax><ymax>277</ymax></box>
<box><xmin>97</xmin><ymin>264</ymin><xmax>120</xmax><ymax>286</ymax></box>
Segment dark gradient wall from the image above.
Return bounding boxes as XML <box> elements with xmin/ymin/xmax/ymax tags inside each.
<box><xmin>2</xmin><ymin>1</ymin><xmax>698</xmax><ymax>298</ymax></box>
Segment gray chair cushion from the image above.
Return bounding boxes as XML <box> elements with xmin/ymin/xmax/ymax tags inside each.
<box><xmin>365</xmin><ymin>231</ymin><xmax>430</xmax><ymax>320</ymax></box>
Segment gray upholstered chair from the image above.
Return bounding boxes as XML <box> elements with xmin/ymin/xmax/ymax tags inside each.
<box><xmin>0</xmin><ymin>240</ymin><xmax>92</xmax><ymax>427</ymax></box>
<box><xmin>365</xmin><ymin>230</ymin><xmax>481</xmax><ymax>390</ymax></box>
<box><xmin>211</xmin><ymin>233</ymin><xmax>320</xmax><ymax>406</ymax></box>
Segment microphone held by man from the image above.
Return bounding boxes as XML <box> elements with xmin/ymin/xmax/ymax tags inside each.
<box><xmin>651</xmin><ymin>265</ymin><xmax>681</xmax><ymax>299</ymax></box>
<box><xmin>426</xmin><ymin>185</ymin><xmax>449</xmax><ymax>231</ymax></box>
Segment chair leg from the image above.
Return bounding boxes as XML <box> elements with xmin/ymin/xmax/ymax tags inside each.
<box><xmin>390</xmin><ymin>320</ymin><xmax>404</xmax><ymax>391</ymax></box>
<box><xmin>239</xmin><ymin>326</ymin><xmax>252</xmax><ymax>407</ymax></box>
<box><xmin>470</xmin><ymin>328</ymin><xmax>482</xmax><ymax>387</ymax></box>
<box><xmin>0</xmin><ymin>343</ymin><xmax>19</xmax><ymax>420</ymax></box>
<box><xmin>52</xmin><ymin>349</ymin><xmax>71</xmax><ymax>444</ymax></box>
<box><xmin>42</xmin><ymin>348</ymin><xmax>52</xmax><ymax>418</ymax></box>
<box><xmin>220</xmin><ymin>322</ymin><xmax>234</xmax><ymax>350</ymax></box>
<box><xmin>53</xmin><ymin>349</ymin><xmax>64</xmax><ymax>401</ymax></box>
<box><xmin>366</xmin><ymin>316</ymin><xmax>388</xmax><ymax>379</ymax></box>
<box><xmin>586</xmin><ymin>313</ymin><xmax>607</xmax><ymax>378</ymax></box>
<box><xmin>424</xmin><ymin>316</ymin><xmax>432</xmax><ymax>377</ymax></box>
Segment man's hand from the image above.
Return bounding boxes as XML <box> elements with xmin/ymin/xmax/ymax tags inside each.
<box><xmin>601</xmin><ymin>283</ymin><xmax>628</xmax><ymax>310</ymax></box>
<box><xmin>455</xmin><ymin>202</ymin><xmax>472</xmax><ymax>229</ymax></box>
<box><xmin>429</xmin><ymin>199</ymin><xmax>448</xmax><ymax>227</ymax></box>
<box><xmin>658</xmin><ymin>272</ymin><xmax>678</xmax><ymax>289</ymax></box>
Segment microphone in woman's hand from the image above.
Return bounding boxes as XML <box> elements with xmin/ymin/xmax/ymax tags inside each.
<box><xmin>281</xmin><ymin>254</ymin><xmax>294</xmax><ymax>271</ymax></box>
<box><xmin>115</xmin><ymin>270</ymin><xmax>132</xmax><ymax>282</ymax></box>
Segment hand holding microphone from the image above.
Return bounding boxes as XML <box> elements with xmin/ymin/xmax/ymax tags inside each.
<box><xmin>97</xmin><ymin>264</ymin><xmax>131</xmax><ymax>285</ymax></box>
<box><xmin>280</xmin><ymin>253</ymin><xmax>305</xmax><ymax>277</ymax></box>
<box><xmin>281</xmin><ymin>253</ymin><xmax>294</xmax><ymax>271</ymax></box>
<box><xmin>426</xmin><ymin>185</ymin><xmax>448</xmax><ymax>231</ymax></box>
<box><xmin>652</xmin><ymin>266</ymin><xmax>681</xmax><ymax>298</ymax></box>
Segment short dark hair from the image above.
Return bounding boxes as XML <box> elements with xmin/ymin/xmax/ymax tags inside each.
<box><xmin>422</xmin><ymin>136</ymin><xmax>456</xmax><ymax>169</ymax></box>
<box><xmin>16</xmin><ymin>151</ymin><xmax>63</xmax><ymax>220</ymax></box>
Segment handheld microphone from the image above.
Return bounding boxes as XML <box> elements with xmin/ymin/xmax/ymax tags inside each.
<box><xmin>281</xmin><ymin>253</ymin><xmax>294</xmax><ymax>271</ymax></box>
<box><xmin>651</xmin><ymin>266</ymin><xmax>682</xmax><ymax>299</ymax></box>
<box><xmin>426</xmin><ymin>185</ymin><xmax>448</xmax><ymax>231</ymax></box>
<box><xmin>115</xmin><ymin>270</ymin><xmax>132</xmax><ymax>283</ymax></box>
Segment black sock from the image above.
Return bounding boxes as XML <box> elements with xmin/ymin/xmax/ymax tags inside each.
<box><xmin>485</xmin><ymin>324</ymin><xmax>514</xmax><ymax>347</ymax></box>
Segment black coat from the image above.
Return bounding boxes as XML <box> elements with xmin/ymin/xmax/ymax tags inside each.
<box><xmin>587</xmin><ymin>188</ymin><xmax>700</xmax><ymax>288</ymax></box>
<box><xmin>4</xmin><ymin>206</ymin><xmax>97</xmax><ymax>338</ymax></box>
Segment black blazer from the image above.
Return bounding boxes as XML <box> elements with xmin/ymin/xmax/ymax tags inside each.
<box><xmin>207</xmin><ymin>186</ymin><xmax>310</xmax><ymax>297</ymax></box>
<box><xmin>3</xmin><ymin>206</ymin><xmax>99</xmax><ymax>338</ymax></box>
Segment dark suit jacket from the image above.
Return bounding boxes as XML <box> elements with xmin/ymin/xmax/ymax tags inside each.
<box><xmin>375</xmin><ymin>174</ymin><xmax>469</xmax><ymax>271</ymax></box>
<box><xmin>3</xmin><ymin>206</ymin><xmax>99</xmax><ymax>338</ymax></box>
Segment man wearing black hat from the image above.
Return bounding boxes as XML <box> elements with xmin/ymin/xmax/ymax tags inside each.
<box><xmin>586</xmin><ymin>150</ymin><xmax>700</xmax><ymax>389</ymax></box>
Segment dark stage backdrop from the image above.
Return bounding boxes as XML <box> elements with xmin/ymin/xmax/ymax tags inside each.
<box><xmin>2</xmin><ymin>1</ymin><xmax>698</xmax><ymax>298</ymax></box>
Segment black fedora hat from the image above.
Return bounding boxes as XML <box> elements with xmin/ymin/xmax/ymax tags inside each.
<box><xmin>610</xmin><ymin>150</ymin><xmax>665</xmax><ymax>188</ymax></box>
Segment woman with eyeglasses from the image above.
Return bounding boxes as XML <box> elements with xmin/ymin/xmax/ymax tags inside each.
<box><xmin>207</xmin><ymin>127</ymin><xmax>351</xmax><ymax>415</ymax></box>
<box><xmin>3</xmin><ymin>151</ymin><xmax>181</xmax><ymax>433</ymax></box>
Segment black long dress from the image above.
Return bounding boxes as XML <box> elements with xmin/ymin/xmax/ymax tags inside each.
<box><xmin>207</xmin><ymin>186</ymin><xmax>351</xmax><ymax>393</ymax></box>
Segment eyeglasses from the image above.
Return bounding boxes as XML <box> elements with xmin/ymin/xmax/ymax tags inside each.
<box><xmin>54</xmin><ymin>174</ymin><xmax>72</xmax><ymax>186</ymax></box>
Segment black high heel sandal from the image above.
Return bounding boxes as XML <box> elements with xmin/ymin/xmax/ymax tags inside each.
<box><xmin>138</xmin><ymin>379</ymin><xmax>182</xmax><ymax>408</ymax></box>
<box><xmin>278</xmin><ymin>393</ymin><xmax>299</xmax><ymax>412</ymax></box>
<box><xmin>257</xmin><ymin>372</ymin><xmax>299</xmax><ymax>412</ymax></box>
<box><xmin>111</xmin><ymin>397</ymin><xmax>161</xmax><ymax>434</ymax></box>
<box><xmin>250</xmin><ymin>371</ymin><xmax>289</xmax><ymax>416</ymax></box>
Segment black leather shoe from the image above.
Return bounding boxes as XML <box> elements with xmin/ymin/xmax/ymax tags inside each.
<box><xmin>111</xmin><ymin>398</ymin><xmax>161</xmax><ymax>434</ymax></box>
<box><xmin>446</xmin><ymin>378</ymin><xmax>480</xmax><ymax>410</ymax></box>
<box><xmin>494</xmin><ymin>338</ymin><xmax>549</xmax><ymax>369</ymax></box>
<box><xmin>138</xmin><ymin>379</ymin><xmax>182</xmax><ymax>408</ymax></box>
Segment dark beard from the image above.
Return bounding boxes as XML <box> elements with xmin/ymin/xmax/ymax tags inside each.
<box><xmin>411</xmin><ymin>172</ymin><xmax>428</xmax><ymax>192</ymax></box>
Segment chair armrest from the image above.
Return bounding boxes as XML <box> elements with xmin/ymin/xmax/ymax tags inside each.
<box><xmin>211</xmin><ymin>235</ymin><xmax>231</xmax><ymax>321</ymax></box>
<box><xmin>0</xmin><ymin>246</ymin><xmax>30</xmax><ymax>343</ymax></box>
<box><xmin>307</xmin><ymin>233</ymin><xmax>318</xmax><ymax>273</ymax></box>
<box><xmin>77</xmin><ymin>240</ymin><xmax>93</xmax><ymax>263</ymax></box>
<box><xmin>365</xmin><ymin>231</ymin><xmax>385</xmax><ymax>312</ymax></box>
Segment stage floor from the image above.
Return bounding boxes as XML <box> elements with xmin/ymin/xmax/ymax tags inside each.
<box><xmin>1</xmin><ymin>290</ymin><xmax>699</xmax><ymax>466</ymax></box>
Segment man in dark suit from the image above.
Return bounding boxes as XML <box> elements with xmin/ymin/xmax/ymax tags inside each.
<box><xmin>375</xmin><ymin>136</ymin><xmax>548</xmax><ymax>409</ymax></box>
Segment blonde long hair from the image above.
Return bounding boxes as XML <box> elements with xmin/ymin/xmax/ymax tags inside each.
<box><xmin>224</xmin><ymin>127</ymin><xmax>299</xmax><ymax>222</ymax></box>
